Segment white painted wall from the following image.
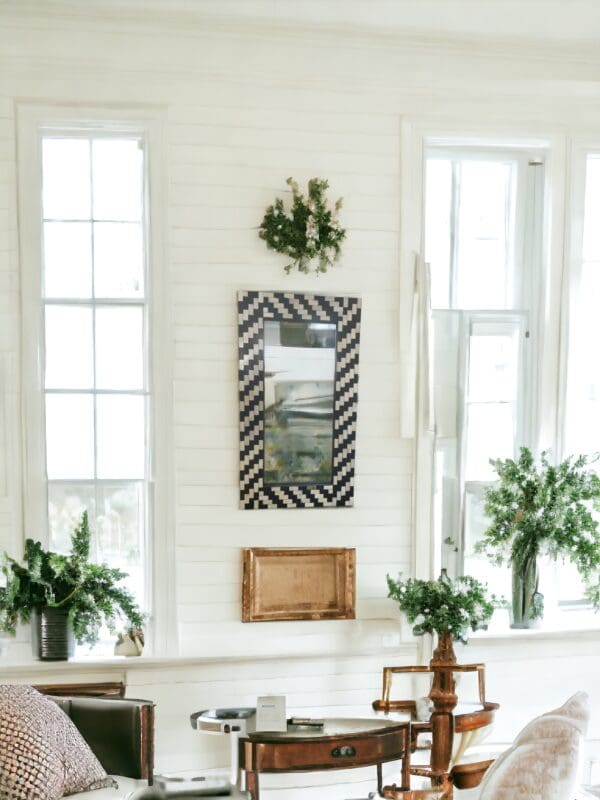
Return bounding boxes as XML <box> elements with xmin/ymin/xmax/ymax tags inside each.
<box><xmin>0</xmin><ymin>2</ymin><xmax>600</xmax><ymax>794</ymax></box>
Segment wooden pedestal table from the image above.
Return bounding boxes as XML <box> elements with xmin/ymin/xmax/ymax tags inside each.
<box><xmin>238</xmin><ymin>717</ymin><xmax>411</xmax><ymax>800</ymax></box>
<box><xmin>372</xmin><ymin>650</ymin><xmax>499</xmax><ymax>799</ymax></box>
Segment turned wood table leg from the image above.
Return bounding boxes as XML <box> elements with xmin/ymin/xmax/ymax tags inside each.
<box><xmin>245</xmin><ymin>771</ymin><xmax>259</xmax><ymax>800</ymax></box>
<box><xmin>401</xmin><ymin>733</ymin><xmax>411</xmax><ymax>790</ymax></box>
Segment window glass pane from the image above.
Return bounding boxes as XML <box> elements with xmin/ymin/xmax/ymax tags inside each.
<box><xmin>43</xmin><ymin>222</ymin><xmax>92</xmax><ymax>298</ymax></box>
<box><xmin>96</xmin><ymin>395</ymin><xmax>145</xmax><ymax>479</ymax></box>
<box><xmin>92</xmin><ymin>139</ymin><xmax>143</xmax><ymax>222</ymax></box>
<box><xmin>46</xmin><ymin>394</ymin><xmax>94</xmax><ymax>479</ymax></box>
<box><xmin>583</xmin><ymin>155</ymin><xmax>600</xmax><ymax>261</ymax></box>
<box><xmin>463</xmin><ymin>484</ymin><xmax>510</xmax><ymax>598</ymax></box>
<box><xmin>426</xmin><ymin>159</ymin><xmax>452</xmax><ymax>309</ymax></box>
<box><xmin>565</xmin><ymin>264</ymin><xmax>600</xmax><ymax>455</ymax></box>
<box><xmin>465</xmin><ymin>402</ymin><xmax>514</xmax><ymax>481</ymax></box>
<box><xmin>93</xmin><ymin>222</ymin><xmax>144</xmax><ymax>298</ymax></box>
<box><xmin>48</xmin><ymin>482</ymin><xmax>145</xmax><ymax>607</ymax></box>
<box><xmin>456</xmin><ymin>161</ymin><xmax>514</xmax><ymax>309</ymax></box>
<box><xmin>95</xmin><ymin>483</ymin><xmax>145</xmax><ymax>606</ymax></box>
<box><xmin>95</xmin><ymin>306</ymin><xmax>144</xmax><ymax>390</ymax></box>
<box><xmin>556</xmin><ymin>558</ymin><xmax>589</xmax><ymax>605</ymax></box>
<box><xmin>43</xmin><ymin>138</ymin><xmax>91</xmax><ymax>220</ymax></box>
<box><xmin>48</xmin><ymin>483</ymin><xmax>95</xmax><ymax>554</ymax></box>
<box><xmin>45</xmin><ymin>305</ymin><xmax>94</xmax><ymax>389</ymax></box>
<box><xmin>566</xmin><ymin>155</ymin><xmax>600</xmax><ymax>457</ymax></box>
<box><xmin>468</xmin><ymin>329</ymin><xmax>519</xmax><ymax>403</ymax></box>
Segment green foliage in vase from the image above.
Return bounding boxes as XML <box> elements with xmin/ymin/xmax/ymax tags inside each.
<box><xmin>0</xmin><ymin>511</ymin><xmax>144</xmax><ymax>646</ymax></box>
<box><xmin>386</xmin><ymin>571</ymin><xmax>497</xmax><ymax>644</ymax></box>
<box><xmin>476</xmin><ymin>447</ymin><xmax>600</xmax><ymax>608</ymax></box>
<box><xmin>259</xmin><ymin>177</ymin><xmax>346</xmax><ymax>275</ymax></box>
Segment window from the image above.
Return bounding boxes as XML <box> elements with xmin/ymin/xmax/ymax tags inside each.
<box><xmin>558</xmin><ymin>150</ymin><xmax>600</xmax><ymax>605</ymax></box>
<box><xmin>565</xmin><ymin>153</ymin><xmax>600</xmax><ymax>459</ymax></box>
<box><xmin>425</xmin><ymin>140</ymin><xmax>600</xmax><ymax>617</ymax></box>
<box><xmin>425</xmin><ymin>146</ymin><xmax>544</xmax><ymax>599</ymax></box>
<box><xmin>40</xmin><ymin>133</ymin><xmax>149</xmax><ymax>612</ymax></box>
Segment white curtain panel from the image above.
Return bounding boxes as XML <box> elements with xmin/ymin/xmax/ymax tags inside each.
<box><xmin>399</xmin><ymin>254</ymin><xmax>433</xmax><ymax>439</ymax></box>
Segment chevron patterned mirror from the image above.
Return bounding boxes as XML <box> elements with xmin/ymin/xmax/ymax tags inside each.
<box><xmin>238</xmin><ymin>291</ymin><xmax>361</xmax><ymax>509</ymax></box>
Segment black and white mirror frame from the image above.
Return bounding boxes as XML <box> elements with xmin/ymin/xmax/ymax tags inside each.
<box><xmin>238</xmin><ymin>290</ymin><xmax>361</xmax><ymax>509</ymax></box>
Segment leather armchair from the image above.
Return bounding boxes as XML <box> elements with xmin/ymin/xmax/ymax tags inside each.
<box><xmin>47</xmin><ymin>694</ymin><xmax>155</xmax><ymax>784</ymax></box>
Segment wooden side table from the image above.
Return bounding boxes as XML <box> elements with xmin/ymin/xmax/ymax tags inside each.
<box><xmin>372</xmin><ymin>660</ymin><xmax>499</xmax><ymax>798</ymax></box>
<box><xmin>238</xmin><ymin>717</ymin><xmax>411</xmax><ymax>800</ymax></box>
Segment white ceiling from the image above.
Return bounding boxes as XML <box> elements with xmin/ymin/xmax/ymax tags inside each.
<box><xmin>92</xmin><ymin>0</ymin><xmax>600</xmax><ymax>44</ymax></box>
<box><xmin>200</xmin><ymin>0</ymin><xmax>600</xmax><ymax>45</ymax></box>
<box><xmin>6</xmin><ymin>0</ymin><xmax>600</xmax><ymax>48</ymax></box>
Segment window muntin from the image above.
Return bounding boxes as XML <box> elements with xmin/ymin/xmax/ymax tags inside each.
<box><xmin>41</xmin><ymin>133</ymin><xmax>148</xmax><ymax>611</ymax></box>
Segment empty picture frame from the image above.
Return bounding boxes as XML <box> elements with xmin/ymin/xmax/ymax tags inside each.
<box><xmin>238</xmin><ymin>290</ymin><xmax>361</xmax><ymax>509</ymax></box>
<box><xmin>242</xmin><ymin>547</ymin><xmax>356</xmax><ymax>622</ymax></box>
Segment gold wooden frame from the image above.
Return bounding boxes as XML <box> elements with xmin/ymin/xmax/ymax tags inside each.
<box><xmin>242</xmin><ymin>547</ymin><xmax>355</xmax><ymax>622</ymax></box>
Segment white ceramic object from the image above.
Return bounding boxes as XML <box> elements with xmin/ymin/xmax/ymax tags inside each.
<box><xmin>114</xmin><ymin>631</ymin><xmax>144</xmax><ymax>657</ymax></box>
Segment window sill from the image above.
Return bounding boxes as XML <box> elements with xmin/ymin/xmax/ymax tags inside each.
<box><xmin>0</xmin><ymin>638</ymin><xmax>417</xmax><ymax>677</ymax></box>
<box><xmin>468</xmin><ymin>607</ymin><xmax>600</xmax><ymax>643</ymax></box>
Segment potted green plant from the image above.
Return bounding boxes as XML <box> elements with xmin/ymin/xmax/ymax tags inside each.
<box><xmin>0</xmin><ymin>511</ymin><xmax>144</xmax><ymax>660</ymax></box>
<box><xmin>386</xmin><ymin>570</ymin><xmax>497</xmax><ymax>661</ymax></box>
<box><xmin>476</xmin><ymin>447</ymin><xmax>600</xmax><ymax>628</ymax></box>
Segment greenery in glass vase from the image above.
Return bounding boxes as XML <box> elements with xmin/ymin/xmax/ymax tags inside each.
<box><xmin>476</xmin><ymin>447</ymin><xmax>600</xmax><ymax>609</ymax></box>
<box><xmin>259</xmin><ymin>177</ymin><xmax>346</xmax><ymax>275</ymax></box>
<box><xmin>386</xmin><ymin>571</ymin><xmax>497</xmax><ymax>644</ymax></box>
<box><xmin>0</xmin><ymin>511</ymin><xmax>144</xmax><ymax>646</ymax></box>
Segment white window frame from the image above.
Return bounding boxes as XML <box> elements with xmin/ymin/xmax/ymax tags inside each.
<box><xmin>16</xmin><ymin>104</ymin><xmax>176</xmax><ymax>657</ymax></box>
<box><xmin>559</xmin><ymin>138</ymin><xmax>600</xmax><ymax>458</ymax></box>
<box><xmin>432</xmin><ymin>310</ymin><xmax>531</xmax><ymax>577</ymax></box>
<box><xmin>426</xmin><ymin>146</ymin><xmax>533</xmax><ymax>311</ymax></box>
<box><xmin>400</xmin><ymin>119</ymin><xmax>587</xmax><ymax>632</ymax></box>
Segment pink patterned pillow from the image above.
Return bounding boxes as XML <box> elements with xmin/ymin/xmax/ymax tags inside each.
<box><xmin>0</xmin><ymin>685</ymin><xmax>116</xmax><ymax>799</ymax></box>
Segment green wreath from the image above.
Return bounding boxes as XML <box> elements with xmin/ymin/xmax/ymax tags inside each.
<box><xmin>259</xmin><ymin>177</ymin><xmax>346</xmax><ymax>275</ymax></box>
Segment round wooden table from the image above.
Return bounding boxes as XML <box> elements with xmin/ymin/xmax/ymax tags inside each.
<box><xmin>238</xmin><ymin>717</ymin><xmax>412</xmax><ymax>800</ymax></box>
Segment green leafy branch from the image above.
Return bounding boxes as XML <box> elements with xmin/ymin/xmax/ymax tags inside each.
<box><xmin>386</xmin><ymin>571</ymin><xmax>498</xmax><ymax>644</ymax></box>
<box><xmin>475</xmin><ymin>447</ymin><xmax>600</xmax><ymax>608</ymax></box>
<box><xmin>259</xmin><ymin>177</ymin><xmax>346</xmax><ymax>275</ymax></box>
<box><xmin>0</xmin><ymin>511</ymin><xmax>144</xmax><ymax>646</ymax></box>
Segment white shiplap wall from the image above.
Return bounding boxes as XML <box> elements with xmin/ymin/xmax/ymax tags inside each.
<box><xmin>0</xmin><ymin>94</ymin><xmax>19</xmax><ymax>564</ymax></box>
<box><xmin>1</xmin><ymin>2</ymin><xmax>600</xmax><ymax>792</ymax></box>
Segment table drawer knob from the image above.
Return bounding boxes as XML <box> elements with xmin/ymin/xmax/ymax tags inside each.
<box><xmin>331</xmin><ymin>745</ymin><xmax>356</xmax><ymax>758</ymax></box>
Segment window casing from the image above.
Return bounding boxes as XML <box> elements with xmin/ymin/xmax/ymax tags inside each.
<box><xmin>425</xmin><ymin>138</ymin><xmax>599</xmax><ymax>616</ymax></box>
<box><xmin>17</xmin><ymin>106</ymin><xmax>173</xmax><ymax>656</ymax></box>
<box><xmin>425</xmin><ymin>144</ymin><xmax>543</xmax><ymax>603</ymax></box>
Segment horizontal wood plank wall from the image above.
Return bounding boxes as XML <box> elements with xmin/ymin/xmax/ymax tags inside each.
<box><xmin>0</xmin><ymin>96</ymin><xmax>18</xmax><ymax>565</ymax></box>
<box><xmin>1</xmin><ymin>3</ymin><xmax>600</xmax><ymax>791</ymax></box>
<box><xmin>0</xmin><ymin>5</ymin><xmax>419</xmax><ymax>665</ymax></box>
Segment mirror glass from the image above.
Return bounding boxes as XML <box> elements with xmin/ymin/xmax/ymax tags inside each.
<box><xmin>263</xmin><ymin>320</ymin><xmax>337</xmax><ymax>485</ymax></box>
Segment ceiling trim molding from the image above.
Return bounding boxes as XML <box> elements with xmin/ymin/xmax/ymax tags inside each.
<box><xmin>3</xmin><ymin>1</ymin><xmax>600</xmax><ymax>68</ymax></box>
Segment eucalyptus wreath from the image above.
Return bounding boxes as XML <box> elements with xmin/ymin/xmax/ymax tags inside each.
<box><xmin>386</xmin><ymin>571</ymin><xmax>497</xmax><ymax>644</ymax></box>
<box><xmin>259</xmin><ymin>177</ymin><xmax>346</xmax><ymax>275</ymax></box>
<box><xmin>0</xmin><ymin>511</ymin><xmax>144</xmax><ymax>646</ymax></box>
<box><xmin>476</xmin><ymin>447</ymin><xmax>600</xmax><ymax>608</ymax></box>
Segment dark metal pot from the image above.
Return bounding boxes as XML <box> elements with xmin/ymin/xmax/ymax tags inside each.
<box><xmin>36</xmin><ymin>606</ymin><xmax>75</xmax><ymax>661</ymax></box>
